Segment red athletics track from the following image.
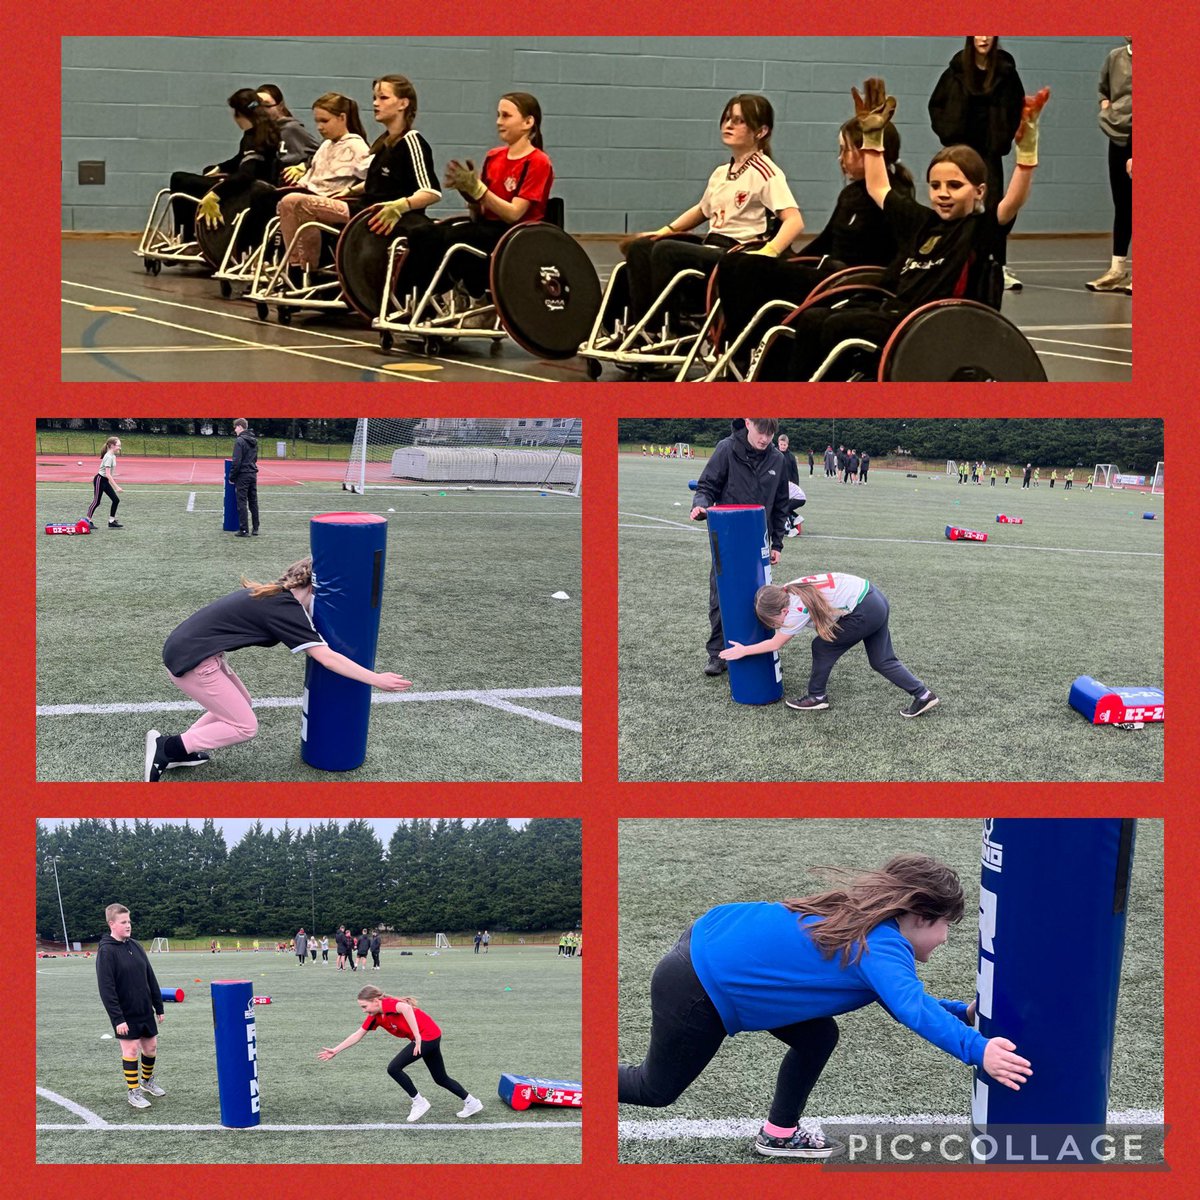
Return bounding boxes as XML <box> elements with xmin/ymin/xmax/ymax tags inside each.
<box><xmin>35</xmin><ymin>456</ymin><xmax>346</xmax><ymax>486</ymax></box>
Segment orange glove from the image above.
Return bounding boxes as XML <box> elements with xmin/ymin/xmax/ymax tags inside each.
<box><xmin>1015</xmin><ymin>87</ymin><xmax>1051</xmax><ymax>167</ymax></box>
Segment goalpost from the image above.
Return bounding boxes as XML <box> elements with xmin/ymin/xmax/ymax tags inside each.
<box><xmin>434</xmin><ymin>933</ymin><xmax>453</xmax><ymax>950</ymax></box>
<box><xmin>149</xmin><ymin>938</ymin><xmax>170</xmax><ymax>954</ymax></box>
<box><xmin>1151</xmin><ymin>462</ymin><xmax>1164</xmax><ymax>495</ymax></box>
<box><xmin>343</xmin><ymin>418</ymin><xmax>582</xmax><ymax>497</ymax></box>
<box><xmin>1093</xmin><ymin>463</ymin><xmax>1119</xmax><ymax>489</ymax></box>
<box><xmin>946</xmin><ymin>459</ymin><xmax>957</xmax><ymax>478</ymax></box>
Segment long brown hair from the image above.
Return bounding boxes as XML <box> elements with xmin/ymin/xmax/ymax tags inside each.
<box><xmin>358</xmin><ymin>984</ymin><xmax>417</xmax><ymax>1005</ymax></box>
<box><xmin>313</xmin><ymin>92</ymin><xmax>367</xmax><ymax>141</ymax></box>
<box><xmin>370</xmin><ymin>75</ymin><xmax>418</xmax><ymax>152</ymax></box>
<box><xmin>228</xmin><ymin>88</ymin><xmax>280</xmax><ymax>154</ymax></box>
<box><xmin>241</xmin><ymin>556</ymin><xmax>313</xmax><ymax>599</ymax></box>
<box><xmin>100</xmin><ymin>436</ymin><xmax>120</xmax><ymax>459</ymax></box>
<box><xmin>961</xmin><ymin>37</ymin><xmax>1002</xmax><ymax>94</ymax></box>
<box><xmin>721</xmin><ymin>93</ymin><xmax>775</xmax><ymax>159</ymax></box>
<box><xmin>501</xmin><ymin>92</ymin><xmax>544</xmax><ymax>151</ymax></box>
<box><xmin>754</xmin><ymin>581</ymin><xmax>842</xmax><ymax>641</ymax></box>
<box><xmin>784</xmin><ymin>854</ymin><xmax>966</xmax><ymax>966</ymax></box>
<box><xmin>928</xmin><ymin>144</ymin><xmax>988</xmax><ymax>186</ymax></box>
<box><xmin>257</xmin><ymin>83</ymin><xmax>294</xmax><ymax>118</ymax></box>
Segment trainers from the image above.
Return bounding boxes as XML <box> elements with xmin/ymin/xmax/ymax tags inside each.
<box><xmin>1002</xmin><ymin>267</ymin><xmax>1022</xmax><ymax>291</ymax></box>
<box><xmin>108</xmin><ymin>521</ymin><xmax>124</xmax><ymax>529</ymax></box>
<box><xmin>165</xmin><ymin>750</ymin><xmax>210</xmax><ymax>770</ymax></box>
<box><xmin>457</xmin><ymin>1095</ymin><xmax>484</xmax><ymax>1118</ymax></box>
<box><xmin>141</xmin><ymin>1075</ymin><xmax>166</xmax><ymax>1097</ymax></box>
<box><xmin>407</xmin><ymin>1094</ymin><xmax>431</xmax><ymax>1123</ymax></box>
<box><xmin>1123</xmin><ymin>277</ymin><xmax>1132</xmax><ymax>296</ymax></box>
<box><xmin>753</xmin><ymin>1126</ymin><xmax>840</xmax><ymax>1159</ymax></box>
<box><xmin>785</xmin><ymin>694</ymin><xmax>829</xmax><ymax>711</ymax></box>
<box><xmin>235</xmin><ymin>531</ymin><xmax>250</xmax><ymax>538</ymax></box>
<box><xmin>901</xmin><ymin>691</ymin><xmax>940</xmax><ymax>718</ymax></box>
<box><xmin>127</xmin><ymin>1087</ymin><xmax>151</xmax><ymax>1109</ymax></box>
<box><xmin>1085</xmin><ymin>266</ymin><xmax>1132</xmax><ymax>293</ymax></box>
<box><xmin>144</xmin><ymin>729</ymin><xmax>169</xmax><ymax>782</ymax></box>
<box><xmin>704</xmin><ymin>656</ymin><xmax>728</xmax><ymax>676</ymax></box>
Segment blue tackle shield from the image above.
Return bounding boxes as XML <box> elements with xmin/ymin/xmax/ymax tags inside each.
<box><xmin>223</xmin><ymin>460</ymin><xmax>239</xmax><ymax>532</ymax></box>
<box><xmin>211</xmin><ymin>980</ymin><xmax>259</xmax><ymax>1128</ymax></box>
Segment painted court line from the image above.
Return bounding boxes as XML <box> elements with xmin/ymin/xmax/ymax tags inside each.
<box><xmin>191</xmin><ymin>508</ymin><xmax>579</xmax><ymax>518</ymax></box>
<box><xmin>618</xmin><ymin>1109</ymin><xmax>1163</xmax><ymax>1141</ymax></box>
<box><xmin>38</xmin><ymin>686</ymin><xmax>582</xmax><ymax>731</ymax></box>
<box><xmin>36</xmin><ymin>1088</ymin><xmax>106</xmax><ymax>1126</ymax></box>
<box><xmin>186</xmin><ymin>492</ymin><xmax>195</xmax><ymax>512</ymax></box>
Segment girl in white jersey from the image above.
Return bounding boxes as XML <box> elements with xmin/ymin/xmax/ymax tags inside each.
<box><xmin>720</xmin><ymin>573</ymin><xmax>939</xmax><ymax>717</ymax></box>
<box><xmin>86</xmin><ymin>437</ymin><xmax>124</xmax><ymax>529</ymax></box>
<box><xmin>622</xmin><ymin>94</ymin><xmax>804</xmax><ymax>333</ymax></box>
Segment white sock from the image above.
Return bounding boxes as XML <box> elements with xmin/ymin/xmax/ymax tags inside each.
<box><xmin>1111</xmin><ymin>256</ymin><xmax>1128</xmax><ymax>272</ymax></box>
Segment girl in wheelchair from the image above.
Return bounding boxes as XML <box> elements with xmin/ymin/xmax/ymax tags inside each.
<box><xmin>255</xmin><ymin>84</ymin><xmax>321</xmax><ymax>168</ymax></box>
<box><xmin>715</xmin><ymin>116</ymin><xmax>914</xmax><ymax>368</ymax></box>
<box><xmin>622</xmin><ymin>94</ymin><xmax>804</xmax><ymax>336</ymax></box>
<box><xmin>383</xmin><ymin>91</ymin><xmax>553</xmax><ymax>314</ymax></box>
<box><xmin>780</xmin><ymin>78</ymin><xmax>1048</xmax><ymax>382</ymax></box>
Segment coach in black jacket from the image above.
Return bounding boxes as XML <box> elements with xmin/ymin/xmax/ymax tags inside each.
<box><xmin>691</xmin><ymin>419</ymin><xmax>790</xmax><ymax>675</ymax></box>
<box><xmin>231</xmin><ymin>418</ymin><xmax>260</xmax><ymax>538</ymax></box>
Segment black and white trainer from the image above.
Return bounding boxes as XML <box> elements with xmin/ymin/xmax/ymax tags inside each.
<box><xmin>753</xmin><ymin>1125</ymin><xmax>841</xmax><ymax>1159</ymax></box>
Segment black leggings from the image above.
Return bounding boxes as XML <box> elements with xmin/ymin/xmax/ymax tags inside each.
<box><xmin>401</xmin><ymin>217</ymin><xmax>508</xmax><ymax>301</ymax></box>
<box><xmin>617</xmin><ymin>928</ymin><xmax>839</xmax><ymax>1126</ymax></box>
<box><xmin>624</xmin><ymin>235</ymin><xmax>732</xmax><ymax>327</ymax></box>
<box><xmin>87</xmin><ymin>475</ymin><xmax>119</xmax><ymax>520</ymax></box>
<box><xmin>387</xmin><ymin>1036</ymin><xmax>468</xmax><ymax>1100</ymax></box>
<box><xmin>787</xmin><ymin>302</ymin><xmax>902</xmax><ymax>382</ymax></box>
<box><xmin>1108</xmin><ymin>139</ymin><xmax>1133</xmax><ymax>257</ymax></box>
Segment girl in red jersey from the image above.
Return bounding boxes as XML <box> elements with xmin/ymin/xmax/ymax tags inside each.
<box><xmin>318</xmin><ymin>986</ymin><xmax>483</xmax><ymax>1122</ymax></box>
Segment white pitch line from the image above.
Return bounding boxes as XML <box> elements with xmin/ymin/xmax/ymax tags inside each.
<box><xmin>1026</xmin><ymin>337</ymin><xmax>1132</xmax><ymax>354</ymax></box>
<box><xmin>62</xmin><ymin>344</ymin><xmax>342</xmax><ymax>353</ymax></box>
<box><xmin>470</xmin><ymin>696</ymin><xmax>582</xmax><ymax>733</ymax></box>
<box><xmin>1021</xmin><ymin>323</ymin><xmax>1132</xmax><ymax>331</ymax></box>
<box><xmin>191</xmin><ymin>508</ymin><xmax>579</xmax><ymax>518</ymax></box>
<box><xmin>40</xmin><ymin>1120</ymin><xmax>580</xmax><ymax>1133</ymax></box>
<box><xmin>37</xmin><ymin>685</ymin><xmax>582</xmax><ymax>720</ymax></box>
<box><xmin>36</xmin><ymin>1087</ymin><xmax>107</xmax><ymax>1126</ymax></box>
<box><xmin>617</xmin><ymin>520</ymin><xmax>1161</xmax><ymax>558</ymax></box>
<box><xmin>618</xmin><ymin>1110</ymin><xmax>1163</xmax><ymax>1141</ymax></box>
<box><xmin>186</xmin><ymin>492</ymin><xmax>195</xmax><ymax>512</ymax></box>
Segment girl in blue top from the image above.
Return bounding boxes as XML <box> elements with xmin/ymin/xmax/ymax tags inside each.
<box><xmin>720</xmin><ymin>574</ymin><xmax>939</xmax><ymax>717</ymax></box>
<box><xmin>618</xmin><ymin>854</ymin><xmax>1032</xmax><ymax>1159</ymax></box>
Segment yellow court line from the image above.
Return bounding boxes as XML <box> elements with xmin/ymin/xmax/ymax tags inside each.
<box><xmin>84</xmin><ymin>305</ymin><xmax>136</xmax><ymax>312</ymax></box>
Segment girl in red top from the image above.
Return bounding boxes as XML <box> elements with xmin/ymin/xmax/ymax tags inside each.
<box><xmin>318</xmin><ymin>986</ymin><xmax>483</xmax><ymax>1122</ymax></box>
<box><xmin>399</xmin><ymin>92</ymin><xmax>553</xmax><ymax>305</ymax></box>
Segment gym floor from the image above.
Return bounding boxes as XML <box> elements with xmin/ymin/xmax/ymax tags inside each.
<box><xmin>61</xmin><ymin>234</ymin><xmax>1131</xmax><ymax>384</ymax></box>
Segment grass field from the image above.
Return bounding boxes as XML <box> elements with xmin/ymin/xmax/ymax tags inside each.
<box><xmin>37</xmin><ymin>482</ymin><xmax>580</xmax><ymax>781</ymax></box>
<box><xmin>37</xmin><ymin>944</ymin><xmax>581</xmax><ymax>1164</ymax></box>
<box><xmin>617</xmin><ymin>818</ymin><xmax>1163</xmax><ymax>1165</ymax></box>
<box><xmin>619</xmin><ymin>457</ymin><xmax>1163</xmax><ymax>781</ymax></box>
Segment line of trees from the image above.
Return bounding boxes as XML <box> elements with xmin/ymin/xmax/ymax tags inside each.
<box><xmin>36</xmin><ymin>818</ymin><xmax>581</xmax><ymax>943</ymax></box>
<box><xmin>620</xmin><ymin>419</ymin><xmax>1163</xmax><ymax>473</ymax></box>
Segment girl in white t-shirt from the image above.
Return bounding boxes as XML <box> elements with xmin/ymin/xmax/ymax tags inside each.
<box><xmin>720</xmin><ymin>573</ymin><xmax>939</xmax><ymax>717</ymax></box>
<box><xmin>623</xmin><ymin>94</ymin><xmax>804</xmax><ymax>331</ymax></box>
<box><xmin>86</xmin><ymin>437</ymin><xmax>124</xmax><ymax>529</ymax></box>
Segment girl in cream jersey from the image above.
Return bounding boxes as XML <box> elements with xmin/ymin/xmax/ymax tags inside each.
<box><xmin>720</xmin><ymin>572</ymin><xmax>939</xmax><ymax>717</ymax></box>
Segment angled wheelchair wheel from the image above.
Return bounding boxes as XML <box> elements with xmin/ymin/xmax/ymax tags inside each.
<box><xmin>880</xmin><ymin>301</ymin><xmax>1047</xmax><ymax>382</ymax></box>
<box><xmin>490</xmin><ymin>223</ymin><xmax>602</xmax><ymax>359</ymax></box>
<box><xmin>195</xmin><ymin>184</ymin><xmax>270</xmax><ymax>270</ymax></box>
<box><xmin>335</xmin><ymin>207</ymin><xmax>400</xmax><ymax>322</ymax></box>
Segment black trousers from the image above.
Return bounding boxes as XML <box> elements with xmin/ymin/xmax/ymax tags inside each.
<box><xmin>807</xmin><ymin>585</ymin><xmax>924</xmax><ymax>698</ymax></box>
<box><xmin>234</xmin><ymin>475</ymin><xmax>259</xmax><ymax>534</ymax></box>
<box><xmin>401</xmin><ymin>217</ymin><xmax>507</xmax><ymax>300</ymax></box>
<box><xmin>787</xmin><ymin>303</ymin><xmax>902</xmax><ymax>381</ymax></box>
<box><xmin>371</xmin><ymin>950</ymin><xmax>380</xmax><ymax>967</ymax></box>
<box><xmin>625</xmin><ymin>235</ymin><xmax>732</xmax><ymax>327</ymax></box>
<box><xmin>168</xmin><ymin>170</ymin><xmax>215</xmax><ymax>241</ymax></box>
<box><xmin>617</xmin><ymin>928</ymin><xmax>839</xmax><ymax>1126</ymax></box>
<box><xmin>87</xmin><ymin>475</ymin><xmax>120</xmax><ymax>520</ymax></box>
<box><xmin>1107</xmin><ymin>139</ymin><xmax>1133</xmax><ymax>256</ymax></box>
<box><xmin>387</xmin><ymin>1036</ymin><xmax>469</xmax><ymax>1100</ymax></box>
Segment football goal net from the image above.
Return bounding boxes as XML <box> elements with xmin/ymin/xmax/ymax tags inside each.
<box><xmin>343</xmin><ymin>418</ymin><xmax>582</xmax><ymax>496</ymax></box>
<box><xmin>434</xmin><ymin>933</ymin><xmax>453</xmax><ymax>950</ymax></box>
<box><xmin>946</xmin><ymin>460</ymin><xmax>957</xmax><ymax>477</ymax></box>
<box><xmin>149</xmin><ymin>938</ymin><xmax>170</xmax><ymax>954</ymax></box>
<box><xmin>1151</xmin><ymin>461</ymin><xmax>1164</xmax><ymax>495</ymax></box>
<box><xmin>1093</xmin><ymin>463</ymin><xmax>1119</xmax><ymax>489</ymax></box>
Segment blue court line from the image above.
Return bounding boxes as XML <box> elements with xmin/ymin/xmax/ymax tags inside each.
<box><xmin>80</xmin><ymin>314</ymin><xmax>146</xmax><ymax>383</ymax></box>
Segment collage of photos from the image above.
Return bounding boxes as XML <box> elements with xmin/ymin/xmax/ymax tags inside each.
<box><xmin>24</xmin><ymin>27</ymin><xmax>1174</xmax><ymax>1197</ymax></box>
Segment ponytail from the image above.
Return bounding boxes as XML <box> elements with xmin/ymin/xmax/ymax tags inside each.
<box><xmin>754</xmin><ymin>581</ymin><xmax>843</xmax><ymax>641</ymax></box>
<box><xmin>502</xmin><ymin>92</ymin><xmax>544</xmax><ymax>151</ymax></box>
<box><xmin>242</xmin><ymin>556</ymin><xmax>313</xmax><ymax>599</ymax></box>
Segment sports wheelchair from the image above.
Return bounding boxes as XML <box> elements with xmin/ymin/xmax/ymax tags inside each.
<box><xmin>371</xmin><ymin>198</ymin><xmax>603</xmax><ymax>360</ymax></box>
<box><xmin>135</xmin><ymin>184</ymin><xmax>222</xmax><ymax>274</ymax></box>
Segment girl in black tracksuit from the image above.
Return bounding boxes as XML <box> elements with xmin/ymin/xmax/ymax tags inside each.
<box><xmin>86</xmin><ymin>437</ymin><xmax>124</xmax><ymax>528</ymax></box>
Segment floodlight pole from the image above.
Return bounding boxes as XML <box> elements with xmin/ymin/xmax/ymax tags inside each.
<box><xmin>45</xmin><ymin>856</ymin><xmax>70</xmax><ymax>954</ymax></box>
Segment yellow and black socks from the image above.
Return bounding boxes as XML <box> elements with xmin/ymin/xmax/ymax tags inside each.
<box><xmin>141</xmin><ymin>1054</ymin><xmax>156</xmax><ymax>1083</ymax></box>
<box><xmin>122</xmin><ymin>1057</ymin><xmax>140</xmax><ymax>1090</ymax></box>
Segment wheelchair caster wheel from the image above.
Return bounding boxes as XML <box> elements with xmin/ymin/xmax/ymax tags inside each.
<box><xmin>255</xmin><ymin>302</ymin><xmax>269</xmax><ymax>321</ymax></box>
<box><xmin>145</xmin><ymin>258</ymin><xmax>161</xmax><ymax>276</ymax></box>
<box><xmin>585</xmin><ymin>359</ymin><xmax>603</xmax><ymax>381</ymax></box>
<box><xmin>219</xmin><ymin>280</ymin><xmax>232</xmax><ymax>299</ymax></box>
<box><xmin>379</xmin><ymin>331</ymin><xmax>394</xmax><ymax>354</ymax></box>
<box><xmin>490</xmin><ymin>340</ymin><xmax>503</xmax><ymax>356</ymax></box>
<box><xmin>424</xmin><ymin>337</ymin><xmax>445</xmax><ymax>357</ymax></box>
<box><xmin>277</xmin><ymin>306</ymin><xmax>292</xmax><ymax>325</ymax></box>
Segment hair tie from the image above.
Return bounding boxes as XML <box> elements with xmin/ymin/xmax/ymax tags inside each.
<box><xmin>246</xmin><ymin>99</ymin><xmax>259</xmax><ymax>110</ymax></box>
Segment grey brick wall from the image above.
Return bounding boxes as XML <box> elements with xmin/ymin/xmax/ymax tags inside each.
<box><xmin>63</xmin><ymin>36</ymin><xmax>1125</xmax><ymax>235</ymax></box>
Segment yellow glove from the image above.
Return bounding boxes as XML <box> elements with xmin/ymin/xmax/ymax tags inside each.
<box><xmin>445</xmin><ymin>159</ymin><xmax>486</xmax><ymax>200</ymax></box>
<box><xmin>282</xmin><ymin>164</ymin><xmax>307</xmax><ymax>185</ymax></box>
<box><xmin>196</xmin><ymin>192</ymin><xmax>223</xmax><ymax>229</ymax></box>
<box><xmin>750</xmin><ymin>243</ymin><xmax>780</xmax><ymax>257</ymax></box>
<box><xmin>1014</xmin><ymin>87</ymin><xmax>1051</xmax><ymax>168</ymax></box>
<box><xmin>370</xmin><ymin>197</ymin><xmax>410</xmax><ymax>234</ymax></box>
<box><xmin>852</xmin><ymin>78</ymin><xmax>897</xmax><ymax>153</ymax></box>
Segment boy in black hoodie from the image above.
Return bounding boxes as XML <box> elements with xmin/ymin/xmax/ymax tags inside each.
<box><xmin>96</xmin><ymin>903</ymin><xmax>166</xmax><ymax>1109</ymax></box>
<box><xmin>690</xmin><ymin>419</ymin><xmax>790</xmax><ymax>675</ymax></box>
<box><xmin>231</xmin><ymin>418</ymin><xmax>260</xmax><ymax>538</ymax></box>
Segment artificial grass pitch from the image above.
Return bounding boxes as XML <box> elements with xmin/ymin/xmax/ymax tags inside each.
<box><xmin>617</xmin><ymin>818</ymin><xmax>1163</xmax><ymax>1165</ymax></box>
<box><xmin>618</xmin><ymin>457</ymin><xmax>1163</xmax><ymax>782</ymax></box>
<box><xmin>37</xmin><ymin>945</ymin><xmax>581</xmax><ymax>1164</ymax></box>
<box><xmin>36</xmin><ymin>482</ymin><xmax>581</xmax><ymax>781</ymax></box>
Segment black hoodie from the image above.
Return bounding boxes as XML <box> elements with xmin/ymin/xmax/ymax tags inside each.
<box><xmin>693</xmin><ymin>420</ymin><xmax>790</xmax><ymax>551</ymax></box>
<box><xmin>928</xmin><ymin>47</ymin><xmax>1026</xmax><ymax>160</ymax></box>
<box><xmin>96</xmin><ymin>932</ymin><xmax>163</xmax><ymax>1032</ymax></box>
<box><xmin>231</xmin><ymin>427</ymin><xmax>259</xmax><ymax>482</ymax></box>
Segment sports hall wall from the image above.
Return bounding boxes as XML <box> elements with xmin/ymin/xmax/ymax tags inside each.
<box><xmin>62</xmin><ymin>36</ymin><xmax>1124</xmax><ymax>235</ymax></box>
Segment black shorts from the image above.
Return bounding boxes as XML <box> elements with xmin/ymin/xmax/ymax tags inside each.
<box><xmin>113</xmin><ymin>1017</ymin><xmax>158</xmax><ymax>1039</ymax></box>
